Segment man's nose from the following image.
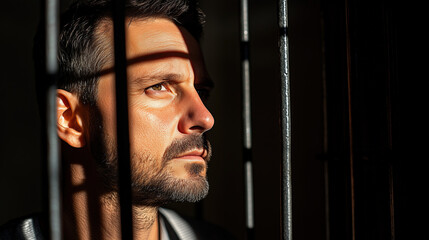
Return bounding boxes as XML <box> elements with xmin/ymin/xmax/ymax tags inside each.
<box><xmin>178</xmin><ymin>89</ymin><xmax>214</xmax><ymax>134</ymax></box>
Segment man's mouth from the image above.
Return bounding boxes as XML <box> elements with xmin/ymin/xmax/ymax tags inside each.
<box><xmin>162</xmin><ymin>135</ymin><xmax>211</xmax><ymax>166</ymax></box>
<box><xmin>174</xmin><ymin>149</ymin><xmax>207</xmax><ymax>162</ymax></box>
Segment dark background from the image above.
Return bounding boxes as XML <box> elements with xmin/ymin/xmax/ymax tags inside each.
<box><xmin>1</xmin><ymin>0</ymin><xmax>427</xmax><ymax>239</ymax></box>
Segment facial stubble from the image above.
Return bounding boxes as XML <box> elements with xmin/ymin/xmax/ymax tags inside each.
<box><xmin>89</xmin><ymin>108</ymin><xmax>211</xmax><ymax>206</ymax></box>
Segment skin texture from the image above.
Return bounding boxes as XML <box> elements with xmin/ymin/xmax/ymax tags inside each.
<box><xmin>57</xmin><ymin>18</ymin><xmax>214</xmax><ymax>240</ymax></box>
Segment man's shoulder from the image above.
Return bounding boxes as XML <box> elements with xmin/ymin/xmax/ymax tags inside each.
<box><xmin>0</xmin><ymin>214</ymin><xmax>45</xmax><ymax>240</ymax></box>
<box><xmin>1</xmin><ymin>210</ymin><xmax>235</xmax><ymax>240</ymax></box>
<box><xmin>159</xmin><ymin>208</ymin><xmax>235</xmax><ymax>240</ymax></box>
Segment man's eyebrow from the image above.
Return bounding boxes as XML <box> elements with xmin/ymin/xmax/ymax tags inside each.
<box><xmin>130</xmin><ymin>73</ymin><xmax>215</xmax><ymax>88</ymax></box>
<box><xmin>130</xmin><ymin>73</ymin><xmax>184</xmax><ymax>85</ymax></box>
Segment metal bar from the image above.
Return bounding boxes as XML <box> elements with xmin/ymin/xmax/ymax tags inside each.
<box><xmin>240</xmin><ymin>0</ymin><xmax>254</xmax><ymax>238</ymax></box>
<box><xmin>278</xmin><ymin>0</ymin><xmax>292</xmax><ymax>239</ymax></box>
<box><xmin>45</xmin><ymin>0</ymin><xmax>61</xmax><ymax>239</ymax></box>
<box><xmin>111</xmin><ymin>0</ymin><xmax>134</xmax><ymax>239</ymax></box>
<box><xmin>344</xmin><ymin>0</ymin><xmax>356</xmax><ymax>239</ymax></box>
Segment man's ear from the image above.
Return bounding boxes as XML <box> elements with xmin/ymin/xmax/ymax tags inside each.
<box><xmin>57</xmin><ymin>89</ymin><xmax>87</xmax><ymax>148</ymax></box>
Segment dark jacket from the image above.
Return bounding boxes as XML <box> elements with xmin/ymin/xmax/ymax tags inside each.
<box><xmin>0</xmin><ymin>208</ymin><xmax>234</xmax><ymax>240</ymax></box>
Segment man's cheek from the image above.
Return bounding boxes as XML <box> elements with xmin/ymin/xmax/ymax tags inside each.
<box><xmin>133</xmin><ymin>108</ymin><xmax>176</xmax><ymax>135</ymax></box>
<box><xmin>129</xmin><ymin>111</ymin><xmax>171</xmax><ymax>153</ymax></box>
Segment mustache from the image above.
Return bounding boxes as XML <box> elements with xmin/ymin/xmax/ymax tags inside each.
<box><xmin>162</xmin><ymin>134</ymin><xmax>211</xmax><ymax>165</ymax></box>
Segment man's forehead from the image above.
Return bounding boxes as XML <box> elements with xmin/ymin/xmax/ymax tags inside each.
<box><xmin>125</xmin><ymin>18</ymin><xmax>195</xmax><ymax>57</ymax></box>
<box><xmin>98</xmin><ymin>17</ymin><xmax>207</xmax><ymax>82</ymax></box>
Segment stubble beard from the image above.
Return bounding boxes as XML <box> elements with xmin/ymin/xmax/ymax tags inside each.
<box><xmin>89</xmin><ymin>108</ymin><xmax>211</xmax><ymax>206</ymax></box>
<box><xmin>128</xmin><ymin>135</ymin><xmax>211</xmax><ymax>206</ymax></box>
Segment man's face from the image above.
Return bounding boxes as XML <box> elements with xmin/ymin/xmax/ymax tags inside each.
<box><xmin>90</xmin><ymin>18</ymin><xmax>214</xmax><ymax>205</ymax></box>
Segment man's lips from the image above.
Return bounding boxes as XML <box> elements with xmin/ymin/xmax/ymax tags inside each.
<box><xmin>174</xmin><ymin>149</ymin><xmax>207</xmax><ymax>161</ymax></box>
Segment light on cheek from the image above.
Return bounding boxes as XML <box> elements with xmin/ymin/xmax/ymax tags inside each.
<box><xmin>128</xmin><ymin>109</ymin><xmax>171</xmax><ymax>154</ymax></box>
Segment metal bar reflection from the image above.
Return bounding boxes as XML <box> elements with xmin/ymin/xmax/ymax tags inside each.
<box><xmin>45</xmin><ymin>0</ymin><xmax>61</xmax><ymax>239</ymax></box>
<box><xmin>111</xmin><ymin>0</ymin><xmax>134</xmax><ymax>239</ymax></box>
<box><xmin>278</xmin><ymin>0</ymin><xmax>293</xmax><ymax>239</ymax></box>
<box><xmin>240</xmin><ymin>0</ymin><xmax>254</xmax><ymax>239</ymax></box>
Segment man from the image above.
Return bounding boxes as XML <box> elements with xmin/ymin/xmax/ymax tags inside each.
<box><xmin>0</xmin><ymin>0</ymin><xmax>233</xmax><ymax>239</ymax></box>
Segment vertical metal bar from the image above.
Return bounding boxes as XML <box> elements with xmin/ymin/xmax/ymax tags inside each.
<box><xmin>344</xmin><ymin>1</ymin><xmax>356</xmax><ymax>239</ymax></box>
<box><xmin>45</xmin><ymin>0</ymin><xmax>61</xmax><ymax>239</ymax></box>
<box><xmin>278</xmin><ymin>0</ymin><xmax>292</xmax><ymax>239</ymax></box>
<box><xmin>112</xmin><ymin>0</ymin><xmax>134</xmax><ymax>239</ymax></box>
<box><xmin>240</xmin><ymin>0</ymin><xmax>254</xmax><ymax>239</ymax></box>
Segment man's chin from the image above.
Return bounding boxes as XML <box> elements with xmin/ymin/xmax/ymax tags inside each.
<box><xmin>165</xmin><ymin>159</ymin><xmax>207</xmax><ymax>179</ymax></box>
<box><xmin>131</xmin><ymin>174</ymin><xmax>209</xmax><ymax>206</ymax></box>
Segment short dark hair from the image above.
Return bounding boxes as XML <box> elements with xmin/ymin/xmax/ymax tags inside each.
<box><xmin>34</xmin><ymin>0</ymin><xmax>205</xmax><ymax>107</ymax></box>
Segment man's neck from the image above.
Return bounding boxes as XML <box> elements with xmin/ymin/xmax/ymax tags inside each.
<box><xmin>63</xmin><ymin>162</ymin><xmax>160</xmax><ymax>240</ymax></box>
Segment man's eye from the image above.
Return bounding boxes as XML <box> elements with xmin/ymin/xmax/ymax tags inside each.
<box><xmin>148</xmin><ymin>83</ymin><xmax>167</xmax><ymax>91</ymax></box>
